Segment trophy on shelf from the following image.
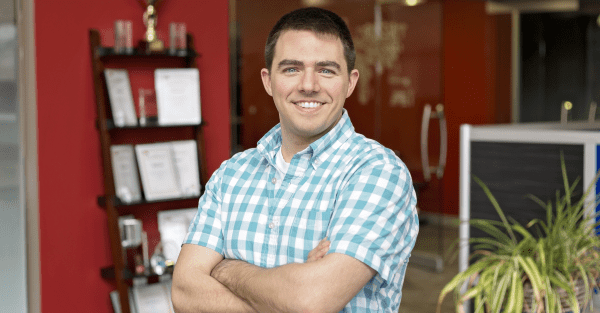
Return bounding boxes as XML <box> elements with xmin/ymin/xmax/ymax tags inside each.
<box><xmin>138</xmin><ymin>0</ymin><xmax>164</xmax><ymax>52</ymax></box>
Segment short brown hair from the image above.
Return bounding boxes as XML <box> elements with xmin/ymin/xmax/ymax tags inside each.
<box><xmin>264</xmin><ymin>7</ymin><xmax>355</xmax><ymax>74</ymax></box>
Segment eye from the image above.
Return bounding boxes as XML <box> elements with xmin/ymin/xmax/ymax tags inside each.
<box><xmin>320</xmin><ymin>68</ymin><xmax>335</xmax><ymax>75</ymax></box>
<box><xmin>284</xmin><ymin>68</ymin><xmax>298</xmax><ymax>73</ymax></box>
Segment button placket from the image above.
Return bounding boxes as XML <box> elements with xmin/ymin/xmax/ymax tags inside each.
<box><xmin>267</xmin><ymin>216</ymin><xmax>279</xmax><ymax>267</ymax></box>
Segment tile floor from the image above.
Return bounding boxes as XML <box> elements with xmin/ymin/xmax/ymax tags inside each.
<box><xmin>398</xmin><ymin>215</ymin><xmax>460</xmax><ymax>313</ymax></box>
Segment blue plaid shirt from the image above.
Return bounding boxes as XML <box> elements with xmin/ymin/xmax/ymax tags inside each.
<box><xmin>184</xmin><ymin>110</ymin><xmax>419</xmax><ymax>312</ymax></box>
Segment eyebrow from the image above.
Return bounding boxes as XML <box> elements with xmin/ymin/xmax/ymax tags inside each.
<box><xmin>277</xmin><ymin>59</ymin><xmax>342</xmax><ymax>71</ymax></box>
<box><xmin>316</xmin><ymin>61</ymin><xmax>341</xmax><ymax>71</ymax></box>
<box><xmin>277</xmin><ymin>59</ymin><xmax>303</xmax><ymax>69</ymax></box>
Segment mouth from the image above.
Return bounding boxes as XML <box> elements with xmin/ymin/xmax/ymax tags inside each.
<box><xmin>294</xmin><ymin>101</ymin><xmax>324</xmax><ymax>109</ymax></box>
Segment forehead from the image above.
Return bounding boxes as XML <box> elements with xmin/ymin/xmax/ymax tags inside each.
<box><xmin>273</xmin><ymin>30</ymin><xmax>346</xmax><ymax>65</ymax></box>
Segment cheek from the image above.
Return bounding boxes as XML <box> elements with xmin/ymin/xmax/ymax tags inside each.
<box><xmin>329</xmin><ymin>81</ymin><xmax>344</xmax><ymax>97</ymax></box>
<box><xmin>274</xmin><ymin>79</ymin><xmax>296</xmax><ymax>96</ymax></box>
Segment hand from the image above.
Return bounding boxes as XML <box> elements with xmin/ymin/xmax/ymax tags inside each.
<box><xmin>210</xmin><ymin>258</ymin><xmax>239</xmax><ymax>282</ymax></box>
<box><xmin>306</xmin><ymin>237</ymin><xmax>330</xmax><ymax>262</ymax></box>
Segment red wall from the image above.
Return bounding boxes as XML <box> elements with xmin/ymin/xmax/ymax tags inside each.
<box><xmin>441</xmin><ymin>0</ymin><xmax>511</xmax><ymax>215</ymax></box>
<box><xmin>35</xmin><ymin>1</ymin><xmax>230</xmax><ymax>311</ymax></box>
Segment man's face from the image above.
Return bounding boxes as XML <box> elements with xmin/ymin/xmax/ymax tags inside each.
<box><xmin>261</xmin><ymin>30</ymin><xmax>359</xmax><ymax>145</ymax></box>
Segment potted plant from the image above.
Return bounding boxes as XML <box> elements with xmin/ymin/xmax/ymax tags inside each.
<box><xmin>437</xmin><ymin>156</ymin><xmax>600</xmax><ymax>313</ymax></box>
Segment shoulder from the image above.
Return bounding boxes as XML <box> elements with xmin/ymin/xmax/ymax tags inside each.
<box><xmin>343</xmin><ymin>133</ymin><xmax>409</xmax><ymax>174</ymax></box>
<box><xmin>212</xmin><ymin>147</ymin><xmax>265</xmax><ymax>178</ymax></box>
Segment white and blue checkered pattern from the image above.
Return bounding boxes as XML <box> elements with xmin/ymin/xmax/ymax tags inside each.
<box><xmin>184</xmin><ymin>110</ymin><xmax>419</xmax><ymax>312</ymax></box>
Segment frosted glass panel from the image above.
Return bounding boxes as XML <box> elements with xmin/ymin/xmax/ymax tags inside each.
<box><xmin>0</xmin><ymin>20</ymin><xmax>27</xmax><ymax>312</ymax></box>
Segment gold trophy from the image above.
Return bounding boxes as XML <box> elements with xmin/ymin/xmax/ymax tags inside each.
<box><xmin>139</xmin><ymin>0</ymin><xmax>164</xmax><ymax>52</ymax></box>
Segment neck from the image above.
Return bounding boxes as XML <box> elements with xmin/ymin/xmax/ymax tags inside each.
<box><xmin>280</xmin><ymin>137</ymin><xmax>309</xmax><ymax>163</ymax></box>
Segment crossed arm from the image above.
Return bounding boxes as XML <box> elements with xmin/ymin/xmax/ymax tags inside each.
<box><xmin>171</xmin><ymin>239</ymin><xmax>376</xmax><ymax>313</ymax></box>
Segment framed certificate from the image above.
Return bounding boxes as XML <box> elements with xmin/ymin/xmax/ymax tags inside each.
<box><xmin>104</xmin><ymin>69</ymin><xmax>138</xmax><ymax>127</ymax></box>
<box><xmin>131</xmin><ymin>281</ymin><xmax>173</xmax><ymax>313</ymax></box>
<box><xmin>110</xmin><ymin>145</ymin><xmax>142</xmax><ymax>203</ymax></box>
<box><xmin>154</xmin><ymin>68</ymin><xmax>201</xmax><ymax>125</ymax></box>
<box><xmin>157</xmin><ymin>208</ymin><xmax>198</xmax><ymax>264</ymax></box>
<box><xmin>171</xmin><ymin>140</ymin><xmax>201</xmax><ymax>197</ymax></box>
<box><xmin>135</xmin><ymin>143</ymin><xmax>182</xmax><ymax>201</ymax></box>
<box><xmin>110</xmin><ymin>288</ymin><xmax>138</xmax><ymax>313</ymax></box>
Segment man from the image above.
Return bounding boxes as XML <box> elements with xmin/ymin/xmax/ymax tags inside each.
<box><xmin>172</xmin><ymin>7</ymin><xmax>418</xmax><ymax>313</ymax></box>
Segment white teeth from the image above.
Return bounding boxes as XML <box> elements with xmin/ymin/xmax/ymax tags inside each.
<box><xmin>297</xmin><ymin>102</ymin><xmax>322</xmax><ymax>108</ymax></box>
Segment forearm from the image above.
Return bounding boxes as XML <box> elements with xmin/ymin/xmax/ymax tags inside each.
<box><xmin>171</xmin><ymin>270</ymin><xmax>258</xmax><ymax>313</ymax></box>
<box><xmin>211</xmin><ymin>260</ymin><xmax>320</xmax><ymax>313</ymax></box>
<box><xmin>211</xmin><ymin>254</ymin><xmax>367</xmax><ymax>313</ymax></box>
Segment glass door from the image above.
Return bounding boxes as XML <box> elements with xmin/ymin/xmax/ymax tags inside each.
<box><xmin>0</xmin><ymin>0</ymin><xmax>27</xmax><ymax>310</ymax></box>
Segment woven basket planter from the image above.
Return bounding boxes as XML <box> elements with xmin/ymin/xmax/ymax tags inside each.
<box><xmin>523</xmin><ymin>279</ymin><xmax>590</xmax><ymax>313</ymax></box>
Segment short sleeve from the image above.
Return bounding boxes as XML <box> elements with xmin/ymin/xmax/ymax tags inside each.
<box><xmin>326</xmin><ymin>162</ymin><xmax>419</xmax><ymax>281</ymax></box>
<box><xmin>182</xmin><ymin>161</ymin><xmax>228</xmax><ymax>254</ymax></box>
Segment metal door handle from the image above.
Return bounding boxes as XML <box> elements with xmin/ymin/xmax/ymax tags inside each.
<box><xmin>420</xmin><ymin>103</ymin><xmax>447</xmax><ymax>182</ymax></box>
<box><xmin>437</xmin><ymin>104</ymin><xmax>447</xmax><ymax>179</ymax></box>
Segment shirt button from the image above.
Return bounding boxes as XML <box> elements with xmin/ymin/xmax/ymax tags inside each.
<box><xmin>271</xmin><ymin>177</ymin><xmax>277</xmax><ymax>184</ymax></box>
<box><xmin>269</xmin><ymin>222</ymin><xmax>275</xmax><ymax>229</ymax></box>
<box><xmin>314</xmin><ymin>159</ymin><xmax>320</xmax><ymax>165</ymax></box>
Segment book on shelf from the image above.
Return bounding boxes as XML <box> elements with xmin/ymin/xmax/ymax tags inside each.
<box><xmin>154</xmin><ymin>68</ymin><xmax>201</xmax><ymax>126</ymax></box>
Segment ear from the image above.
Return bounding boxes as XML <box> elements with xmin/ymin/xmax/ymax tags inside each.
<box><xmin>261</xmin><ymin>68</ymin><xmax>273</xmax><ymax>96</ymax></box>
<box><xmin>346</xmin><ymin>69</ymin><xmax>359</xmax><ymax>98</ymax></box>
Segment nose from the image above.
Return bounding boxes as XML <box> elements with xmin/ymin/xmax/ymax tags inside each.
<box><xmin>298</xmin><ymin>69</ymin><xmax>320</xmax><ymax>94</ymax></box>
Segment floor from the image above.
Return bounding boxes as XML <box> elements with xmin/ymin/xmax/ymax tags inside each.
<box><xmin>397</xmin><ymin>217</ymin><xmax>600</xmax><ymax>313</ymax></box>
<box><xmin>398</xmin><ymin>214</ymin><xmax>460</xmax><ymax>313</ymax></box>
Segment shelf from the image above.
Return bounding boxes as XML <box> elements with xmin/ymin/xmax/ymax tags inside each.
<box><xmin>95</xmin><ymin>46</ymin><xmax>198</xmax><ymax>59</ymax></box>
<box><xmin>97</xmin><ymin>194</ymin><xmax>202</xmax><ymax>208</ymax></box>
<box><xmin>98</xmin><ymin>117</ymin><xmax>205</xmax><ymax>131</ymax></box>
<box><xmin>101</xmin><ymin>265</ymin><xmax>174</xmax><ymax>281</ymax></box>
<box><xmin>89</xmin><ymin>28</ymin><xmax>205</xmax><ymax>313</ymax></box>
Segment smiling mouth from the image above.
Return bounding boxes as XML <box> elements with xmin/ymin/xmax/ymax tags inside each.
<box><xmin>294</xmin><ymin>101</ymin><xmax>324</xmax><ymax>108</ymax></box>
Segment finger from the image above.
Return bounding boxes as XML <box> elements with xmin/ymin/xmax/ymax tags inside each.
<box><xmin>307</xmin><ymin>248</ymin><xmax>326</xmax><ymax>262</ymax></box>
<box><xmin>307</xmin><ymin>253</ymin><xmax>321</xmax><ymax>262</ymax></box>
<box><xmin>307</xmin><ymin>239</ymin><xmax>330</xmax><ymax>262</ymax></box>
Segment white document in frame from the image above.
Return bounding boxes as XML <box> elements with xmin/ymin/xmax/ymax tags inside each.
<box><xmin>131</xmin><ymin>281</ymin><xmax>174</xmax><ymax>313</ymax></box>
<box><xmin>135</xmin><ymin>143</ymin><xmax>182</xmax><ymax>201</ymax></box>
<box><xmin>171</xmin><ymin>140</ymin><xmax>201</xmax><ymax>197</ymax></box>
<box><xmin>154</xmin><ymin>68</ymin><xmax>201</xmax><ymax>125</ymax></box>
<box><xmin>110</xmin><ymin>289</ymin><xmax>138</xmax><ymax>313</ymax></box>
<box><xmin>104</xmin><ymin>69</ymin><xmax>138</xmax><ymax>127</ymax></box>
<box><xmin>157</xmin><ymin>208</ymin><xmax>198</xmax><ymax>264</ymax></box>
<box><xmin>110</xmin><ymin>145</ymin><xmax>142</xmax><ymax>203</ymax></box>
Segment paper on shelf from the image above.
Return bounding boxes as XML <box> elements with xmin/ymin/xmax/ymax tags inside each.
<box><xmin>104</xmin><ymin>69</ymin><xmax>138</xmax><ymax>127</ymax></box>
<box><xmin>154</xmin><ymin>68</ymin><xmax>201</xmax><ymax>125</ymax></box>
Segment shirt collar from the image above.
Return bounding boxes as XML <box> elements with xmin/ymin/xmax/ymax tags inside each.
<box><xmin>257</xmin><ymin>109</ymin><xmax>355</xmax><ymax>164</ymax></box>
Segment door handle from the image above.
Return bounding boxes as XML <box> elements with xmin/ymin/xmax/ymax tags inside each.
<box><xmin>421</xmin><ymin>103</ymin><xmax>447</xmax><ymax>182</ymax></box>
